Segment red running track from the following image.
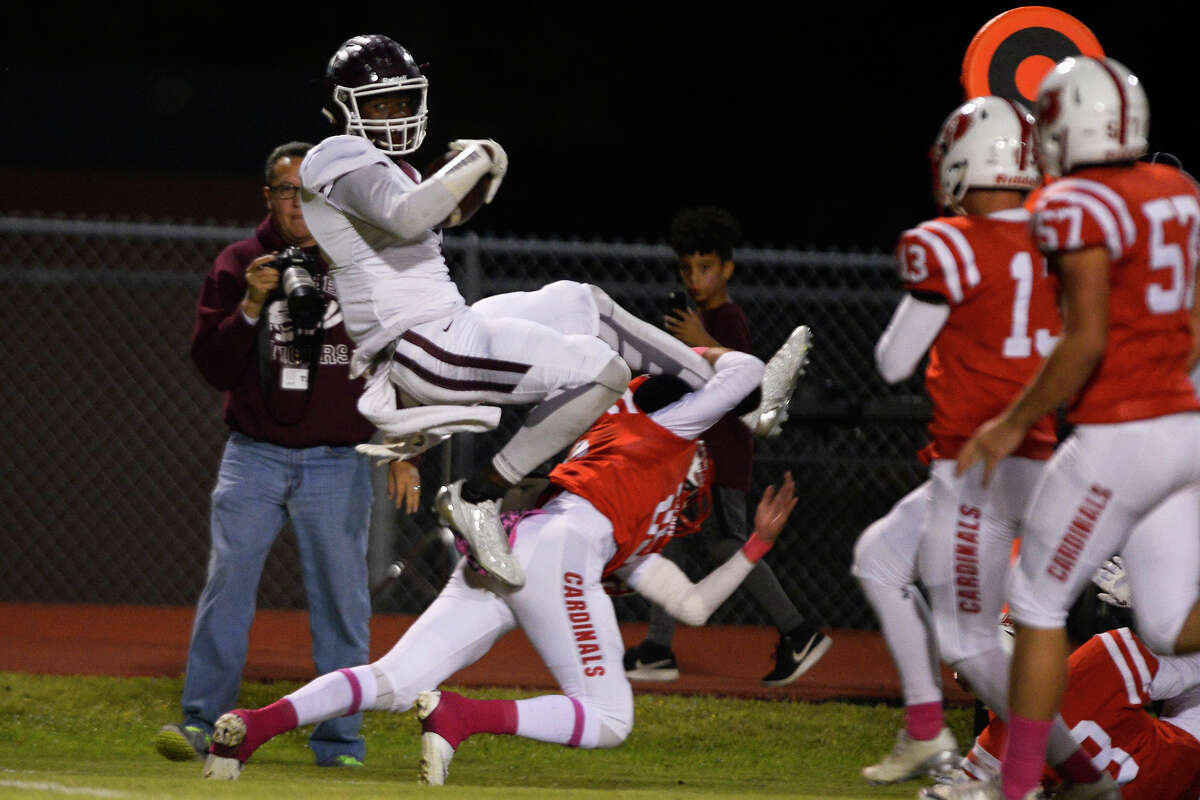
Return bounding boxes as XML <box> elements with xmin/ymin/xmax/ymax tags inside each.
<box><xmin>1</xmin><ymin>603</ymin><xmax>971</xmax><ymax>705</ymax></box>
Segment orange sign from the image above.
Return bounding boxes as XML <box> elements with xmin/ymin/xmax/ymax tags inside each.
<box><xmin>962</xmin><ymin>6</ymin><xmax>1104</xmax><ymax>106</ymax></box>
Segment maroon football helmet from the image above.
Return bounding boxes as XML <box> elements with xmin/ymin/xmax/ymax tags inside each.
<box><xmin>324</xmin><ymin>34</ymin><xmax>428</xmax><ymax>155</ymax></box>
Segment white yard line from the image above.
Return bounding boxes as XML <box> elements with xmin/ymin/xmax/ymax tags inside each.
<box><xmin>0</xmin><ymin>779</ymin><xmax>125</xmax><ymax>797</ymax></box>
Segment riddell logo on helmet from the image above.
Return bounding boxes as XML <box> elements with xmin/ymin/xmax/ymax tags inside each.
<box><xmin>995</xmin><ymin>175</ymin><xmax>1039</xmax><ymax>186</ymax></box>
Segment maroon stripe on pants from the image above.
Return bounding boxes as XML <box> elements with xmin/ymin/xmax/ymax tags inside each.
<box><xmin>394</xmin><ymin>351</ymin><xmax>520</xmax><ymax>393</ymax></box>
<box><xmin>401</xmin><ymin>329</ymin><xmax>533</xmax><ymax>374</ymax></box>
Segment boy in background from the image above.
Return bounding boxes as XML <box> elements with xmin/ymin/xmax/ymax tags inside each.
<box><xmin>623</xmin><ymin>206</ymin><xmax>830</xmax><ymax>686</ymax></box>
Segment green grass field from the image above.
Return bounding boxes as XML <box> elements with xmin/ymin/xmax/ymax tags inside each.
<box><xmin>0</xmin><ymin>673</ymin><xmax>975</xmax><ymax>799</ymax></box>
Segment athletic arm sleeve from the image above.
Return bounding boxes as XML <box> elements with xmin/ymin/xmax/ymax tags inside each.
<box><xmin>621</xmin><ymin>548</ymin><xmax>757</xmax><ymax>627</ymax></box>
<box><xmin>874</xmin><ymin>294</ymin><xmax>950</xmax><ymax>384</ymax></box>
<box><xmin>327</xmin><ymin>163</ymin><xmax>460</xmax><ymax>241</ymax></box>
<box><xmin>650</xmin><ymin>350</ymin><xmax>765</xmax><ymax>439</ymax></box>
<box><xmin>1149</xmin><ymin>651</ymin><xmax>1200</xmax><ymax>701</ymax></box>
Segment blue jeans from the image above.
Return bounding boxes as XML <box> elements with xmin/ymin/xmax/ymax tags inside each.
<box><xmin>181</xmin><ymin>432</ymin><xmax>371</xmax><ymax>763</ymax></box>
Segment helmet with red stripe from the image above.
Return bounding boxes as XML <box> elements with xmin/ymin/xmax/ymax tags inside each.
<box><xmin>931</xmin><ymin>96</ymin><xmax>1040</xmax><ymax>215</ymax></box>
<box><xmin>1034</xmin><ymin>56</ymin><xmax>1149</xmax><ymax>179</ymax></box>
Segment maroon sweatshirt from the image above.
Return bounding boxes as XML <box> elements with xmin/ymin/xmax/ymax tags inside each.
<box><xmin>700</xmin><ymin>302</ymin><xmax>754</xmax><ymax>492</ymax></box>
<box><xmin>190</xmin><ymin>216</ymin><xmax>375</xmax><ymax>448</ymax></box>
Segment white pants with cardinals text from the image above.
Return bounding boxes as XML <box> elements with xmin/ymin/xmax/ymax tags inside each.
<box><xmin>372</xmin><ymin>490</ymin><xmax>634</xmax><ymax>747</ymax></box>
<box><xmin>1010</xmin><ymin>413</ymin><xmax>1200</xmax><ymax>654</ymax></box>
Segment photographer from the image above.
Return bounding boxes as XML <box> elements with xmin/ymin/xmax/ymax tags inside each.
<box><xmin>156</xmin><ymin>141</ymin><xmax>410</xmax><ymax>769</ymax></box>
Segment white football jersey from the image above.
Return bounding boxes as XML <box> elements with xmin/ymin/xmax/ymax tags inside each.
<box><xmin>300</xmin><ymin>135</ymin><xmax>466</xmax><ymax>377</ymax></box>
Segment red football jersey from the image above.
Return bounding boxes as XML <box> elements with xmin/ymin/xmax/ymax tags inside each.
<box><xmin>548</xmin><ymin>383</ymin><xmax>699</xmax><ymax>578</ymax></box>
<box><xmin>896</xmin><ymin>209</ymin><xmax>1061</xmax><ymax>460</ymax></box>
<box><xmin>967</xmin><ymin>628</ymin><xmax>1200</xmax><ymax>799</ymax></box>
<box><xmin>1032</xmin><ymin>163</ymin><xmax>1200</xmax><ymax>424</ymax></box>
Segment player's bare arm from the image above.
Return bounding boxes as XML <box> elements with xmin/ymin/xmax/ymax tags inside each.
<box><xmin>956</xmin><ymin>245</ymin><xmax>1110</xmax><ymax>484</ymax></box>
<box><xmin>241</xmin><ymin>254</ymin><xmax>280</xmax><ymax>321</ymax></box>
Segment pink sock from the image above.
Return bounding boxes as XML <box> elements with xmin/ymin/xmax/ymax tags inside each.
<box><xmin>1055</xmin><ymin>748</ymin><xmax>1102</xmax><ymax>784</ymax></box>
<box><xmin>1001</xmin><ymin>714</ymin><xmax>1052</xmax><ymax>800</ymax></box>
<box><xmin>238</xmin><ymin>698</ymin><xmax>299</xmax><ymax>759</ymax></box>
<box><xmin>904</xmin><ymin>701</ymin><xmax>944</xmax><ymax>740</ymax></box>
<box><xmin>428</xmin><ymin>691</ymin><xmax>518</xmax><ymax>749</ymax></box>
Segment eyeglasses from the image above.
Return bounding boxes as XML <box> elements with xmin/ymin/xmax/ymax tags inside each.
<box><xmin>268</xmin><ymin>184</ymin><xmax>301</xmax><ymax>200</ymax></box>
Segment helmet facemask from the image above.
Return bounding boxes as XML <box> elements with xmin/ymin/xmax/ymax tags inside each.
<box><xmin>674</xmin><ymin>442</ymin><xmax>713</xmax><ymax>538</ymax></box>
<box><xmin>333</xmin><ymin>78</ymin><xmax>429</xmax><ymax>156</ymax></box>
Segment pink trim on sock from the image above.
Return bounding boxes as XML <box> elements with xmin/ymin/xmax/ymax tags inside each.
<box><xmin>904</xmin><ymin>701</ymin><xmax>944</xmax><ymax>741</ymax></box>
<box><xmin>1056</xmin><ymin>748</ymin><xmax>1102</xmax><ymax>784</ymax></box>
<box><xmin>338</xmin><ymin>669</ymin><xmax>362</xmax><ymax>716</ymax></box>
<box><xmin>691</xmin><ymin>347</ymin><xmax>710</xmax><ymax>356</ymax></box>
<box><xmin>1001</xmin><ymin>714</ymin><xmax>1053</xmax><ymax>800</ymax></box>
<box><xmin>741</xmin><ymin>532</ymin><xmax>773</xmax><ymax>563</ymax></box>
<box><xmin>567</xmin><ymin>696</ymin><xmax>585</xmax><ymax>748</ymax></box>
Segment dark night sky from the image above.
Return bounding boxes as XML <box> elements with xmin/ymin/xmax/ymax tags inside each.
<box><xmin>3</xmin><ymin>3</ymin><xmax>1195</xmax><ymax>251</ymax></box>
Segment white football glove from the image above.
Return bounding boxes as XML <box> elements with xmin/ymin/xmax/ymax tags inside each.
<box><xmin>1092</xmin><ymin>555</ymin><xmax>1131</xmax><ymax>609</ymax></box>
<box><xmin>450</xmin><ymin>138</ymin><xmax>507</xmax><ymax>203</ymax></box>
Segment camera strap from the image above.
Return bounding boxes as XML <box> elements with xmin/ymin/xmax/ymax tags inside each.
<box><xmin>257</xmin><ymin>305</ymin><xmax>324</xmax><ymax>426</ymax></box>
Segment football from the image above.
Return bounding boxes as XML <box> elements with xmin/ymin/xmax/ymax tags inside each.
<box><xmin>422</xmin><ymin>150</ymin><xmax>494</xmax><ymax>228</ymax></box>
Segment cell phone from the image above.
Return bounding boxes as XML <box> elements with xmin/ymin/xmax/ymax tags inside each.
<box><xmin>663</xmin><ymin>290</ymin><xmax>691</xmax><ymax>315</ymax></box>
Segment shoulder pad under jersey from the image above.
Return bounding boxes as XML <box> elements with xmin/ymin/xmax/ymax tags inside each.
<box><xmin>301</xmin><ymin>135</ymin><xmax>392</xmax><ymax>192</ymax></box>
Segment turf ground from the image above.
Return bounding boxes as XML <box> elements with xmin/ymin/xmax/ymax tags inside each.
<box><xmin>0</xmin><ymin>673</ymin><xmax>975</xmax><ymax>799</ymax></box>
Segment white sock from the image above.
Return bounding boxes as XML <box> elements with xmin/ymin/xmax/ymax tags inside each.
<box><xmin>285</xmin><ymin>666</ymin><xmax>378</xmax><ymax>727</ymax></box>
<box><xmin>514</xmin><ymin>695</ymin><xmax>586</xmax><ymax>747</ymax></box>
<box><xmin>858</xmin><ymin>576</ymin><xmax>943</xmax><ymax>705</ymax></box>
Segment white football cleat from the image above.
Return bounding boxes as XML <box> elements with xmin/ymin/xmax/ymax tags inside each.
<box><xmin>201</xmin><ymin>712</ymin><xmax>247</xmax><ymax>780</ymax></box>
<box><xmin>742</xmin><ymin>325</ymin><xmax>811</xmax><ymax>438</ymax></box>
<box><xmin>862</xmin><ymin>726</ymin><xmax>958</xmax><ymax>784</ymax></box>
<box><xmin>918</xmin><ymin>777</ymin><xmax>1049</xmax><ymax>799</ymax></box>
<box><xmin>416</xmin><ymin>691</ymin><xmax>456</xmax><ymax>786</ymax></box>
<box><xmin>435</xmin><ymin>480</ymin><xmax>524</xmax><ymax>587</ymax></box>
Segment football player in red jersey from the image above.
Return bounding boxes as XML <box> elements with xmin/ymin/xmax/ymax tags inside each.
<box><xmin>958</xmin><ymin>558</ymin><xmax>1200</xmax><ymax>800</ymax></box>
<box><xmin>947</xmin><ymin>56</ymin><xmax>1200</xmax><ymax>800</ymax></box>
<box><xmin>197</xmin><ymin>346</ymin><xmax>801</xmax><ymax>785</ymax></box>
<box><xmin>855</xmin><ymin>96</ymin><xmax>1111</xmax><ymax>788</ymax></box>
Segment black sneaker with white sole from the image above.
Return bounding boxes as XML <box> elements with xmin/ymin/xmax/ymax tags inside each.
<box><xmin>761</xmin><ymin>625</ymin><xmax>832</xmax><ymax>686</ymax></box>
<box><xmin>623</xmin><ymin>640</ymin><xmax>679</xmax><ymax>681</ymax></box>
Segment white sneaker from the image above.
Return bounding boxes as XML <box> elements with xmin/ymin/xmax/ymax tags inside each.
<box><xmin>416</xmin><ymin>691</ymin><xmax>456</xmax><ymax>786</ymax></box>
<box><xmin>201</xmin><ymin>712</ymin><xmax>247</xmax><ymax>781</ymax></box>
<box><xmin>741</xmin><ymin>325</ymin><xmax>811</xmax><ymax>438</ymax></box>
<box><xmin>1054</xmin><ymin>773</ymin><xmax>1121</xmax><ymax>800</ymax></box>
<box><xmin>862</xmin><ymin>726</ymin><xmax>958</xmax><ymax>784</ymax></box>
<box><xmin>918</xmin><ymin>778</ymin><xmax>1046</xmax><ymax>799</ymax></box>
<box><xmin>434</xmin><ymin>480</ymin><xmax>525</xmax><ymax>587</ymax></box>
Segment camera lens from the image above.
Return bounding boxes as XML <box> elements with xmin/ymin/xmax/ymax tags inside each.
<box><xmin>281</xmin><ymin>266</ymin><xmax>324</xmax><ymax>329</ymax></box>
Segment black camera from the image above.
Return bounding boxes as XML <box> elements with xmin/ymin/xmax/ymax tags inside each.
<box><xmin>274</xmin><ymin>247</ymin><xmax>326</xmax><ymax>330</ymax></box>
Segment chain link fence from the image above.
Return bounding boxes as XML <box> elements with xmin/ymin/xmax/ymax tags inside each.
<box><xmin>0</xmin><ymin>214</ymin><xmax>930</xmax><ymax>629</ymax></box>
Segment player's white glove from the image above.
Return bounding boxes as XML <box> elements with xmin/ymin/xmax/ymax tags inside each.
<box><xmin>450</xmin><ymin>138</ymin><xmax>507</xmax><ymax>203</ymax></box>
<box><xmin>1092</xmin><ymin>555</ymin><xmax>1131</xmax><ymax>609</ymax></box>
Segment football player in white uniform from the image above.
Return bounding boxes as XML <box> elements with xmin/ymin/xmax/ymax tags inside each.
<box><xmin>299</xmin><ymin>35</ymin><xmax>743</xmax><ymax>588</ymax></box>
<box><xmin>198</xmin><ymin>347</ymin><xmax>801</xmax><ymax>786</ymax></box>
